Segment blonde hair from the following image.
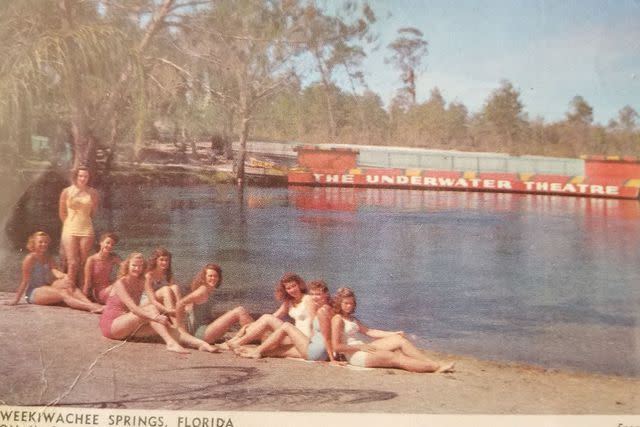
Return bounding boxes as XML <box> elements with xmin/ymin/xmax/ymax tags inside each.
<box><xmin>26</xmin><ymin>231</ymin><xmax>50</xmax><ymax>252</ymax></box>
<box><xmin>119</xmin><ymin>252</ymin><xmax>147</xmax><ymax>278</ymax></box>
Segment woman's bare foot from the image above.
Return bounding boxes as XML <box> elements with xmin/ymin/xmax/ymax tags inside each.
<box><xmin>91</xmin><ymin>304</ymin><xmax>104</xmax><ymax>314</ymax></box>
<box><xmin>233</xmin><ymin>324</ymin><xmax>249</xmax><ymax>339</ymax></box>
<box><xmin>199</xmin><ymin>343</ymin><xmax>220</xmax><ymax>353</ymax></box>
<box><xmin>166</xmin><ymin>343</ymin><xmax>190</xmax><ymax>354</ymax></box>
<box><xmin>436</xmin><ymin>362</ymin><xmax>455</xmax><ymax>373</ymax></box>
<box><xmin>234</xmin><ymin>346</ymin><xmax>261</xmax><ymax>359</ymax></box>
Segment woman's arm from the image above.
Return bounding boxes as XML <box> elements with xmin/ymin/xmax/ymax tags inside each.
<box><xmin>12</xmin><ymin>255</ymin><xmax>35</xmax><ymax>305</ymax></box>
<box><xmin>331</xmin><ymin>315</ymin><xmax>368</xmax><ymax>355</ymax></box>
<box><xmin>359</xmin><ymin>320</ymin><xmax>402</xmax><ymax>339</ymax></box>
<box><xmin>175</xmin><ymin>286</ymin><xmax>208</xmax><ymax>330</ymax></box>
<box><xmin>48</xmin><ymin>257</ymin><xmax>66</xmax><ymax>281</ymax></box>
<box><xmin>113</xmin><ymin>279</ymin><xmax>156</xmax><ymax>321</ymax></box>
<box><xmin>271</xmin><ymin>301</ymin><xmax>288</xmax><ymax>319</ymax></box>
<box><xmin>143</xmin><ymin>272</ymin><xmax>167</xmax><ymax>313</ymax></box>
<box><xmin>58</xmin><ymin>188</ymin><xmax>68</xmax><ymax>223</ymax></box>
<box><xmin>316</xmin><ymin>306</ymin><xmax>335</xmax><ymax>361</ymax></box>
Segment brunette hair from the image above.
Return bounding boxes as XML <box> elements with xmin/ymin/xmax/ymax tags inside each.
<box><xmin>148</xmin><ymin>246</ymin><xmax>173</xmax><ymax>282</ymax></box>
<box><xmin>332</xmin><ymin>287</ymin><xmax>357</xmax><ymax>315</ymax></box>
<box><xmin>98</xmin><ymin>232</ymin><xmax>119</xmax><ymax>245</ymax></box>
<box><xmin>26</xmin><ymin>231</ymin><xmax>50</xmax><ymax>252</ymax></box>
<box><xmin>275</xmin><ymin>272</ymin><xmax>307</xmax><ymax>302</ymax></box>
<box><xmin>119</xmin><ymin>253</ymin><xmax>147</xmax><ymax>278</ymax></box>
<box><xmin>71</xmin><ymin>165</ymin><xmax>91</xmax><ymax>184</ymax></box>
<box><xmin>190</xmin><ymin>263</ymin><xmax>223</xmax><ymax>292</ymax></box>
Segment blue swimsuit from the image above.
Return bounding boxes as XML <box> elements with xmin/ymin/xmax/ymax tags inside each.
<box><xmin>26</xmin><ymin>260</ymin><xmax>53</xmax><ymax>303</ymax></box>
<box><xmin>307</xmin><ymin>317</ymin><xmax>329</xmax><ymax>361</ymax></box>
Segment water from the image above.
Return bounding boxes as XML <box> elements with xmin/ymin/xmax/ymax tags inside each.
<box><xmin>2</xmin><ymin>182</ymin><xmax>639</xmax><ymax>377</ymax></box>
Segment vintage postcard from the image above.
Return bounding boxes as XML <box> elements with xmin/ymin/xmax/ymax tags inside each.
<box><xmin>0</xmin><ymin>1</ymin><xmax>638</xmax><ymax>426</ymax></box>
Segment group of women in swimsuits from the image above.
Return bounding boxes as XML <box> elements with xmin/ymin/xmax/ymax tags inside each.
<box><xmin>10</xmin><ymin>167</ymin><xmax>454</xmax><ymax>373</ymax></box>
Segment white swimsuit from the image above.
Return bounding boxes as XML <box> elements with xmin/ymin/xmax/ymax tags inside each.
<box><xmin>288</xmin><ymin>294</ymin><xmax>313</xmax><ymax>337</ymax></box>
<box><xmin>342</xmin><ymin>317</ymin><xmax>369</xmax><ymax>367</ymax></box>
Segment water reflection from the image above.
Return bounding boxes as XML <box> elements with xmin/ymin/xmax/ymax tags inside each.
<box><xmin>2</xmin><ymin>183</ymin><xmax>639</xmax><ymax>376</ymax></box>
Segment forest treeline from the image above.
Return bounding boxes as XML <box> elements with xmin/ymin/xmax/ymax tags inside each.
<box><xmin>1</xmin><ymin>0</ymin><xmax>638</xmax><ymax>178</ymax></box>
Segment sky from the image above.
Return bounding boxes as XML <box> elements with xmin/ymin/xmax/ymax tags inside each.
<box><xmin>356</xmin><ymin>0</ymin><xmax>640</xmax><ymax>125</ymax></box>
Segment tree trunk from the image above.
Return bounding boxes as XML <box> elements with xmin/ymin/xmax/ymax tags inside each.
<box><xmin>235</xmin><ymin>115</ymin><xmax>250</xmax><ymax>185</ymax></box>
<box><xmin>314</xmin><ymin>51</ymin><xmax>337</xmax><ymax>142</ymax></box>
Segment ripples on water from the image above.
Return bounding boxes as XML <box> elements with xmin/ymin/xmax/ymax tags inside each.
<box><xmin>1</xmin><ymin>182</ymin><xmax>639</xmax><ymax>377</ymax></box>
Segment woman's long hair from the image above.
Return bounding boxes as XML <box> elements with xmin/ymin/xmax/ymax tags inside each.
<box><xmin>190</xmin><ymin>263</ymin><xmax>223</xmax><ymax>292</ymax></box>
<box><xmin>274</xmin><ymin>272</ymin><xmax>307</xmax><ymax>302</ymax></box>
<box><xmin>147</xmin><ymin>246</ymin><xmax>173</xmax><ymax>282</ymax></box>
<box><xmin>332</xmin><ymin>287</ymin><xmax>357</xmax><ymax>316</ymax></box>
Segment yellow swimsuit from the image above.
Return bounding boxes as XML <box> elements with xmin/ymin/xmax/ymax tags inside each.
<box><xmin>62</xmin><ymin>189</ymin><xmax>94</xmax><ymax>237</ymax></box>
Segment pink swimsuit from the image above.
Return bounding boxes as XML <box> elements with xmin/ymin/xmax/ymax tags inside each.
<box><xmin>99</xmin><ymin>279</ymin><xmax>144</xmax><ymax>339</ymax></box>
<box><xmin>91</xmin><ymin>257</ymin><xmax>117</xmax><ymax>304</ymax></box>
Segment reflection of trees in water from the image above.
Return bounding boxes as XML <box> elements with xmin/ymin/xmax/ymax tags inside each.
<box><xmin>4</xmin><ymin>169</ymin><xmax>67</xmax><ymax>250</ymax></box>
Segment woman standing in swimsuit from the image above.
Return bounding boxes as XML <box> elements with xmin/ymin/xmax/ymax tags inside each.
<box><xmin>83</xmin><ymin>232</ymin><xmax>122</xmax><ymax>304</ymax></box>
<box><xmin>331</xmin><ymin>287</ymin><xmax>454</xmax><ymax>373</ymax></box>
<box><xmin>141</xmin><ymin>247</ymin><xmax>181</xmax><ymax>317</ymax></box>
<box><xmin>99</xmin><ymin>253</ymin><xmax>217</xmax><ymax>354</ymax></box>
<box><xmin>223</xmin><ymin>272</ymin><xmax>314</xmax><ymax>349</ymax></box>
<box><xmin>235</xmin><ymin>280</ymin><xmax>336</xmax><ymax>362</ymax></box>
<box><xmin>174</xmin><ymin>263</ymin><xmax>253</xmax><ymax>343</ymax></box>
<box><xmin>11</xmin><ymin>231</ymin><xmax>103</xmax><ymax>312</ymax></box>
<box><xmin>59</xmin><ymin>166</ymin><xmax>98</xmax><ymax>289</ymax></box>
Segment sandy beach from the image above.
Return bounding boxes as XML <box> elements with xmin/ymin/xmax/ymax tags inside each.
<box><xmin>0</xmin><ymin>292</ymin><xmax>637</xmax><ymax>414</ymax></box>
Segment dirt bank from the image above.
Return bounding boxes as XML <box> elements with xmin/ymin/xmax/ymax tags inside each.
<box><xmin>0</xmin><ymin>292</ymin><xmax>637</xmax><ymax>414</ymax></box>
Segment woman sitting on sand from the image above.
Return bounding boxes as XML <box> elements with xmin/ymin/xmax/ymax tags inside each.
<box><xmin>141</xmin><ymin>247</ymin><xmax>181</xmax><ymax>316</ymax></box>
<box><xmin>99</xmin><ymin>253</ymin><xmax>217</xmax><ymax>354</ymax></box>
<box><xmin>222</xmin><ymin>272</ymin><xmax>314</xmax><ymax>350</ymax></box>
<box><xmin>11</xmin><ymin>231</ymin><xmax>103</xmax><ymax>312</ymax></box>
<box><xmin>331</xmin><ymin>287</ymin><xmax>454</xmax><ymax>373</ymax></box>
<box><xmin>174</xmin><ymin>263</ymin><xmax>254</xmax><ymax>344</ymax></box>
<box><xmin>82</xmin><ymin>232</ymin><xmax>122</xmax><ymax>304</ymax></box>
<box><xmin>235</xmin><ymin>280</ymin><xmax>336</xmax><ymax>361</ymax></box>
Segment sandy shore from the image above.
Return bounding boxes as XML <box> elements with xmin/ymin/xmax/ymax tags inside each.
<box><xmin>0</xmin><ymin>292</ymin><xmax>637</xmax><ymax>414</ymax></box>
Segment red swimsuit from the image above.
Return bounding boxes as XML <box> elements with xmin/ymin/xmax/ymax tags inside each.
<box><xmin>99</xmin><ymin>279</ymin><xmax>144</xmax><ymax>339</ymax></box>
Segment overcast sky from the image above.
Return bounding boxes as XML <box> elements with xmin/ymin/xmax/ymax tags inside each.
<box><xmin>359</xmin><ymin>0</ymin><xmax>639</xmax><ymax>125</ymax></box>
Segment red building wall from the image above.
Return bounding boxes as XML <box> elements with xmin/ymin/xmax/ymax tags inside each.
<box><xmin>296</xmin><ymin>147</ymin><xmax>358</xmax><ymax>172</ymax></box>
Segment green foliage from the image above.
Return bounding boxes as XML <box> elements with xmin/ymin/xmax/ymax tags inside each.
<box><xmin>480</xmin><ymin>80</ymin><xmax>526</xmax><ymax>146</ymax></box>
<box><xmin>386</xmin><ymin>27</ymin><xmax>428</xmax><ymax>105</ymax></box>
<box><xmin>566</xmin><ymin>95</ymin><xmax>593</xmax><ymax>125</ymax></box>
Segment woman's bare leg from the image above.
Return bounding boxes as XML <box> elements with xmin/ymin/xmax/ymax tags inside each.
<box><xmin>32</xmin><ymin>286</ymin><xmax>102</xmax><ymax>312</ymax></box>
<box><xmin>156</xmin><ymin>286</ymin><xmax>177</xmax><ymax>311</ymax></box>
<box><xmin>202</xmin><ymin>306</ymin><xmax>254</xmax><ymax>343</ymax></box>
<box><xmin>78</xmin><ymin>236</ymin><xmax>94</xmax><ymax>290</ymax></box>
<box><xmin>109</xmin><ymin>306</ymin><xmax>189</xmax><ymax>354</ymax></box>
<box><xmin>225</xmin><ymin>314</ymin><xmax>283</xmax><ymax>348</ymax></box>
<box><xmin>62</xmin><ymin>235</ymin><xmax>80</xmax><ymax>288</ymax></box>
<box><xmin>237</xmin><ymin>322</ymin><xmax>308</xmax><ymax>359</ymax></box>
<box><xmin>363</xmin><ymin>349</ymin><xmax>440</xmax><ymax>373</ymax></box>
<box><xmin>175</xmin><ymin>330</ymin><xmax>219</xmax><ymax>353</ymax></box>
<box><xmin>370</xmin><ymin>335</ymin><xmax>437</xmax><ymax>363</ymax></box>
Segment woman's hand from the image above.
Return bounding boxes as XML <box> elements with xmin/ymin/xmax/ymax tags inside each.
<box><xmin>153</xmin><ymin>314</ymin><xmax>170</xmax><ymax>326</ymax></box>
